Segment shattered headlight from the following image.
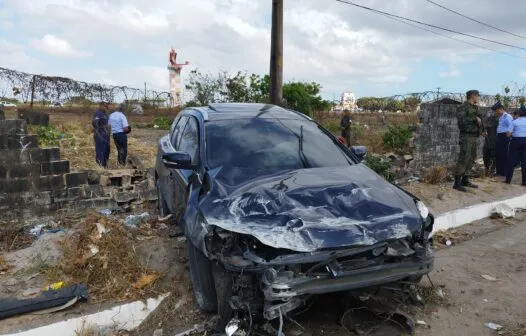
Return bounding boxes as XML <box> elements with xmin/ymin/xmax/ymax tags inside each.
<box><xmin>416</xmin><ymin>200</ymin><xmax>429</xmax><ymax>219</ymax></box>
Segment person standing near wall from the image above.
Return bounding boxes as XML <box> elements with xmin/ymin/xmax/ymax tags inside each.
<box><xmin>493</xmin><ymin>101</ymin><xmax>513</xmax><ymax>176</ymax></box>
<box><xmin>109</xmin><ymin>103</ymin><xmax>131</xmax><ymax>166</ymax></box>
<box><xmin>92</xmin><ymin>102</ymin><xmax>111</xmax><ymax>168</ymax></box>
<box><xmin>340</xmin><ymin>109</ymin><xmax>352</xmax><ymax>147</ymax></box>
<box><xmin>505</xmin><ymin>105</ymin><xmax>526</xmax><ymax>185</ymax></box>
<box><xmin>453</xmin><ymin>90</ymin><xmax>484</xmax><ymax>192</ymax></box>
<box><xmin>483</xmin><ymin>110</ymin><xmax>498</xmax><ymax>177</ymax></box>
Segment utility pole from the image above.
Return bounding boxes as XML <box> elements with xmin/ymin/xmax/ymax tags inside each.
<box><xmin>29</xmin><ymin>75</ymin><xmax>36</xmax><ymax>109</ymax></box>
<box><xmin>269</xmin><ymin>0</ymin><xmax>283</xmax><ymax>106</ymax></box>
<box><xmin>435</xmin><ymin>87</ymin><xmax>441</xmax><ymax>100</ymax></box>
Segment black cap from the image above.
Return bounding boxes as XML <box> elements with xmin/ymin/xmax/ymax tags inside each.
<box><xmin>491</xmin><ymin>101</ymin><xmax>504</xmax><ymax>111</ymax></box>
<box><xmin>466</xmin><ymin>90</ymin><xmax>480</xmax><ymax>99</ymax></box>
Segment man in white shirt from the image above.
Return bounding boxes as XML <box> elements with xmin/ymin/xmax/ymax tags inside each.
<box><xmin>108</xmin><ymin>103</ymin><xmax>131</xmax><ymax>166</ymax></box>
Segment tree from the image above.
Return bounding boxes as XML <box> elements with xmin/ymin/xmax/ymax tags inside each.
<box><xmin>185</xmin><ymin>70</ymin><xmax>222</xmax><ymax>106</ymax></box>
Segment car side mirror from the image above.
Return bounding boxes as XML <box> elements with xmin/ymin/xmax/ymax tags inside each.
<box><xmin>351</xmin><ymin>146</ymin><xmax>367</xmax><ymax>162</ymax></box>
<box><xmin>162</xmin><ymin>152</ymin><xmax>195</xmax><ymax>170</ymax></box>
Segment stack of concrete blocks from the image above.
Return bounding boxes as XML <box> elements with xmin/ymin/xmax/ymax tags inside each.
<box><xmin>0</xmin><ymin>119</ymin><xmax>110</xmax><ymax>218</ymax></box>
<box><xmin>413</xmin><ymin>99</ymin><xmax>518</xmax><ymax>171</ymax></box>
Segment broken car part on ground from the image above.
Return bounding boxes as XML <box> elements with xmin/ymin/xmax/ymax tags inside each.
<box><xmin>155</xmin><ymin>103</ymin><xmax>434</xmax><ymax>331</ymax></box>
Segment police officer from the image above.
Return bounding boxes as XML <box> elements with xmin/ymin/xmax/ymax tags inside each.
<box><xmin>505</xmin><ymin>105</ymin><xmax>526</xmax><ymax>185</ymax></box>
<box><xmin>92</xmin><ymin>102</ymin><xmax>111</xmax><ymax>168</ymax></box>
<box><xmin>454</xmin><ymin>90</ymin><xmax>484</xmax><ymax>192</ymax></box>
<box><xmin>493</xmin><ymin>101</ymin><xmax>513</xmax><ymax>176</ymax></box>
<box><xmin>340</xmin><ymin>109</ymin><xmax>352</xmax><ymax>147</ymax></box>
<box><xmin>483</xmin><ymin>110</ymin><xmax>497</xmax><ymax>177</ymax></box>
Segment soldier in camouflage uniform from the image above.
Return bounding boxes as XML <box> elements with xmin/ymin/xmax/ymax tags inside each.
<box><xmin>454</xmin><ymin>90</ymin><xmax>485</xmax><ymax>192</ymax></box>
<box><xmin>483</xmin><ymin>112</ymin><xmax>498</xmax><ymax>176</ymax></box>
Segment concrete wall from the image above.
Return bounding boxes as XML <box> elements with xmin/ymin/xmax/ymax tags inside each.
<box><xmin>412</xmin><ymin>100</ymin><xmax>517</xmax><ymax>170</ymax></box>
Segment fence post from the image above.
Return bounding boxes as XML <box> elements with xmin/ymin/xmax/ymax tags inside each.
<box><xmin>29</xmin><ymin>75</ymin><xmax>36</xmax><ymax>110</ymax></box>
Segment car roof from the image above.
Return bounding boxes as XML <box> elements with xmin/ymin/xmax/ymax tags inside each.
<box><xmin>184</xmin><ymin>103</ymin><xmax>311</xmax><ymax>122</ymax></box>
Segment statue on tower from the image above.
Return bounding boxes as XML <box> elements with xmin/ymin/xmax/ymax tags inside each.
<box><xmin>168</xmin><ymin>48</ymin><xmax>189</xmax><ymax>108</ymax></box>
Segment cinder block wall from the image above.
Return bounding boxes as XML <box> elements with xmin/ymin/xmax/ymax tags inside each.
<box><xmin>0</xmin><ymin>119</ymin><xmax>91</xmax><ymax>217</ymax></box>
<box><xmin>413</xmin><ymin>101</ymin><xmax>519</xmax><ymax>170</ymax></box>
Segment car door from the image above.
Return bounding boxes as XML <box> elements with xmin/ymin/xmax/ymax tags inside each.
<box><xmin>172</xmin><ymin>116</ymin><xmax>200</xmax><ymax>223</ymax></box>
<box><xmin>164</xmin><ymin>116</ymin><xmax>188</xmax><ymax>215</ymax></box>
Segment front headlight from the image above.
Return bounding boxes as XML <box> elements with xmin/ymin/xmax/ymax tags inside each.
<box><xmin>416</xmin><ymin>200</ymin><xmax>429</xmax><ymax>219</ymax></box>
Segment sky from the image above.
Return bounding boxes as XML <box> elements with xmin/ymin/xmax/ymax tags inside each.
<box><xmin>1</xmin><ymin>0</ymin><xmax>526</xmax><ymax>101</ymax></box>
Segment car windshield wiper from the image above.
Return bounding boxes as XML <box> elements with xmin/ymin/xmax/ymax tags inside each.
<box><xmin>298</xmin><ymin>125</ymin><xmax>311</xmax><ymax>168</ymax></box>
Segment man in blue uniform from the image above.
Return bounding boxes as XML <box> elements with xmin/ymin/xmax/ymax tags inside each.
<box><xmin>92</xmin><ymin>102</ymin><xmax>110</xmax><ymax>168</ymax></box>
<box><xmin>493</xmin><ymin>101</ymin><xmax>513</xmax><ymax>176</ymax></box>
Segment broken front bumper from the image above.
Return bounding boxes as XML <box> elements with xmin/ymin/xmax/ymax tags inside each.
<box><xmin>259</xmin><ymin>245</ymin><xmax>433</xmax><ymax>320</ymax></box>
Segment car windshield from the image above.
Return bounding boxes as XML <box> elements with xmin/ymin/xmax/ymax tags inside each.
<box><xmin>205</xmin><ymin>118</ymin><xmax>354</xmax><ymax>170</ymax></box>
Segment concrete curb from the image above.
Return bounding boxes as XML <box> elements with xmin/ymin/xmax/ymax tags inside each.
<box><xmin>432</xmin><ymin>193</ymin><xmax>526</xmax><ymax>234</ymax></box>
<box><xmin>5</xmin><ymin>293</ymin><xmax>169</xmax><ymax>336</ymax></box>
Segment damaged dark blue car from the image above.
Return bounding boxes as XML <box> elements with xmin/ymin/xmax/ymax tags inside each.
<box><xmin>155</xmin><ymin>103</ymin><xmax>434</xmax><ymax>326</ymax></box>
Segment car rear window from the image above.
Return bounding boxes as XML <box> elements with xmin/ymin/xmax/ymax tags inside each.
<box><xmin>205</xmin><ymin>118</ymin><xmax>353</xmax><ymax>170</ymax></box>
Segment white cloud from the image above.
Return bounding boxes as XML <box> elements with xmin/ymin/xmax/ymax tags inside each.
<box><xmin>439</xmin><ymin>67</ymin><xmax>461</xmax><ymax>78</ymax></box>
<box><xmin>30</xmin><ymin>34</ymin><xmax>90</xmax><ymax>58</ymax></box>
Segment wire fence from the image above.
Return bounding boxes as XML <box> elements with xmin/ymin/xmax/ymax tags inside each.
<box><xmin>0</xmin><ymin>67</ymin><xmax>173</xmax><ymax>108</ymax></box>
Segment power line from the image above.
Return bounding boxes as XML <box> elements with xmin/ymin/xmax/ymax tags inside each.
<box><xmin>373</xmin><ymin>9</ymin><xmax>521</xmax><ymax>58</ymax></box>
<box><xmin>335</xmin><ymin>0</ymin><xmax>526</xmax><ymax>53</ymax></box>
<box><xmin>424</xmin><ymin>0</ymin><xmax>526</xmax><ymax>41</ymax></box>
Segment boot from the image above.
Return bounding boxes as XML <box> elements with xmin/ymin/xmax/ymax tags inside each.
<box><xmin>462</xmin><ymin>175</ymin><xmax>478</xmax><ymax>188</ymax></box>
<box><xmin>453</xmin><ymin>176</ymin><xmax>468</xmax><ymax>192</ymax></box>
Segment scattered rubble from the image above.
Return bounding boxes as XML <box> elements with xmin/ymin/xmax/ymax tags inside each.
<box><xmin>492</xmin><ymin>203</ymin><xmax>516</xmax><ymax>219</ymax></box>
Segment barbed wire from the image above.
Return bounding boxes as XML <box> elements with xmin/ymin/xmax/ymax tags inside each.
<box><xmin>0</xmin><ymin>67</ymin><xmax>173</xmax><ymax>108</ymax></box>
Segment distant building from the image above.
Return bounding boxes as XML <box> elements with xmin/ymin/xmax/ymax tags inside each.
<box><xmin>332</xmin><ymin>91</ymin><xmax>357</xmax><ymax>113</ymax></box>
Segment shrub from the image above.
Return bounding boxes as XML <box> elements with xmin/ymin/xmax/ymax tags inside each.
<box><xmin>423</xmin><ymin>166</ymin><xmax>449</xmax><ymax>184</ymax></box>
<box><xmin>153</xmin><ymin>116</ymin><xmax>172</xmax><ymax>130</ymax></box>
<box><xmin>364</xmin><ymin>154</ymin><xmax>395</xmax><ymax>182</ymax></box>
<box><xmin>382</xmin><ymin>125</ymin><xmax>412</xmax><ymax>153</ymax></box>
<box><xmin>32</xmin><ymin>125</ymin><xmax>65</xmax><ymax>147</ymax></box>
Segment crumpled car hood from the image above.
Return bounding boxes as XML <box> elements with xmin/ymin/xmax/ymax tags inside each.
<box><xmin>200</xmin><ymin>165</ymin><xmax>423</xmax><ymax>252</ymax></box>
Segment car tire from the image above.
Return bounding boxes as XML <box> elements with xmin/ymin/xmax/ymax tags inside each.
<box><xmin>213</xmin><ymin>264</ymin><xmax>234</xmax><ymax>330</ymax></box>
<box><xmin>187</xmin><ymin>240</ymin><xmax>218</xmax><ymax>313</ymax></box>
<box><xmin>156</xmin><ymin>177</ymin><xmax>169</xmax><ymax>218</ymax></box>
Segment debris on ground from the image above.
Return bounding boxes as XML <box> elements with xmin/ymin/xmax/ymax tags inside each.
<box><xmin>484</xmin><ymin>322</ymin><xmax>503</xmax><ymax>331</ymax></box>
<box><xmin>433</xmin><ymin>229</ymin><xmax>473</xmax><ymax>248</ymax></box>
<box><xmin>0</xmin><ymin>283</ymin><xmax>88</xmax><ymax>319</ymax></box>
<box><xmin>99</xmin><ymin>209</ymin><xmax>112</xmax><ymax>217</ymax></box>
<box><xmin>491</xmin><ymin>204</ymin><xmax>516</xmax><ymax>219</ymax></box>
<box><xmin>480</xmin><ymin>274</ymin><xmax>498</xmax><ymax>281</ymax></box>
<box><xmin>340</xmin><ymin>306</ymin><xmax>415</xmax><ymax>336</ymax></box>
<box><xmin>125</xmin><ymin>212</ymin><xmax>151</xmax><ymax>228</ymax></box>
<box><xmin>57</xmin><ymin>212</ymin><xmax>159</xmax><ymax>302</ymax></box>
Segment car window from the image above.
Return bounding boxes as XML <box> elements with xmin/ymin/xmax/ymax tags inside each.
<box><xmin>170</xmin><ymin>116</ymin><xmax>187</xmax><ymax>149</ymax></box>
<box><xmin>178</xmin><ymin>117</ymin><xmax>200</xmax><ymax>165</ymax></box>
<box><xmin>205</xmin><ymin>118</ymin><xmax>353</xmax><ymax>170</ymax></box>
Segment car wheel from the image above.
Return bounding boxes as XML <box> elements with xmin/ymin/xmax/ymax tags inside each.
<box><xmin>156</xmin><ymin>177</ymin><xmax>169</xmax><ymax>217</ymax></box>
<box><xmin>187</xmin><ymin>240</ymin><xmax>218</xmax><ymax>313</ymax></box>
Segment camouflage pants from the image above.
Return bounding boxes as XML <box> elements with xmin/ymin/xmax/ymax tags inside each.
<box><xmin>483</xmin><ymin>140</ymin><xmax>496</xmax><ymax>175</ymax></box>
<box><xmin>455</xmin><ymin>134</ymin><xmax>478</xmax><ymax>176</ymax></box>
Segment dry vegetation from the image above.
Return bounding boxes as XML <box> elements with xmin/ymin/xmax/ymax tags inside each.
<box><xmin>54</xmin><ymin>212</ymin><xmax>160</xmax><ymax>302</ymax></box>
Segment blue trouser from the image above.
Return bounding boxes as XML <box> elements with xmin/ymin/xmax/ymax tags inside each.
<box><xmin>505</xmin><ymin>137</ymin><xmax>526</xmax><ymax>184</ymax></box>
<box><xmin>94</xmin><ymin>132</ymin><xmax>110</xmax><ymax>168</ymax></box>
<box><xmin>496</xmin><ymin>133</ymin><xmax>510</xmax><ymax>176</ymax></box>
<box><xmin>113</xmin><ymin>132</ymin><xmax>128</xmax><ymax>166</ymax></box>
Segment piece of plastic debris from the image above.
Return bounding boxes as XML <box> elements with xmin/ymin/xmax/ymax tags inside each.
<box><xmin>158</xmin><ymin>214</ymin><xmax>173</xmax><ymax>223</ymax></box>
<box><xmin>416</xmin><ymin>320</ymin><xmax>427</xmax><ymax>326</ymax></box>
<box><xmin>132</xmin><ymin>274</ymin><xmax>158</xmax><ymax>289</ymax></box>
<box><xmin>445</xmin><ymin>240</ymin><xmax>452</xmax><ymax>246</ymax></box>
<box><xmin>88</xmin><ymin>244</ymin><xmax>99</xmax><ymax>257</ymax></box>
<box><xmin>481</xmin><ymin>274</ymin><xmax>498</xmax><ymax>281</ymax></box>
<box><xmin>29</xmin><ymin>224</ymin><xmax>46</xmax><ymax>236</ymax></box>
<box><xmin>99</xmin><ymin>209</ymin><xmax>112</xmax><ymax>217</ymax></box>
<box><xmin>436</xmin><ymin>288</ymin><xmax>445</xmax><ymax>299</ymax></box>
<box><xmin>483</xmin><ymin>299</ymin><xmax>489</xmax><ymax>302</ymax></box>
<box><xmin>96</xmin><ymin>223</ymin><xmax>108</xmax><ymax>237</ymax></box>
<box><xmin>225</xmin><ymin>318</ymin><xmax>241</xmax><ymax>336</ymax></box>
<box><xmin>492</xmin><ymin>204</ymin><xmax>515</xmax><ymax>219</ymax></box>
<box><xmin>484</xmin><ymin>322</ymin><xmax>503</xmax><ymax>331</ymax></box>
<box><xmin>22</xmin><ymin>288</ymin><xmax>41</xmax><ymax>297</ymax></box>
<box><xmin>45</xmin><ymin>281</ymin><xmax>65</xmax><ymax>291</ymax></box>
<box><xmin>124</xmin><ymin>212</ymin><xmax>150</xmax><ymax>228</ymax></box>
<box><xmin>153</xmin><ymin>124</ymin><xmax>160</xmax><ymax>129</ymax></box>
<box><xmin>153</xmin><ymin>329</ymin><xmax>163</xmax><ymax>336</ymax></box>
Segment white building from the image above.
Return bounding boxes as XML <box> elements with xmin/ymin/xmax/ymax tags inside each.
<box><xmin>340</xmin><ymin>91</ymin><xmax>356</xmax><ymax>111</ymax></box>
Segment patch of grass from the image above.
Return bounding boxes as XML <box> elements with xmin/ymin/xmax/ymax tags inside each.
<box><xmin>153</xmin><ymin>116</ymin><xmax>172</xmax><ymax>130</ymax></box>
<box><xmin>418</xmin><ymin>286</ymin><xmax>448</xmax><ymax>306</ymax></box>
<box><xmin>423</xmin><ymin>166</ymin><xmax>449</xmax><ymax>184</ymax></box>
<box><xmin>0</xmin><ymin>226</ymin><xmax>33</xmax><ymax>252</ymax></box>
<box><xmin>364</xmin><ymin>154</ymin><xmax>395</xmax><ymax>182</ymax></box>
<box><xmin>382</xmin><ymin>125</ymin><xmax>412</xmax><ymax>153</ymax></box>
<box><xmin>29</xmin><ymin>125</ymin><xmax>73</xmax><ymax>147</ymax></box>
